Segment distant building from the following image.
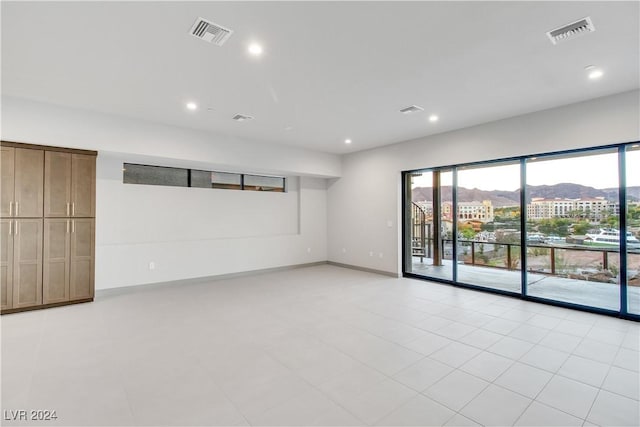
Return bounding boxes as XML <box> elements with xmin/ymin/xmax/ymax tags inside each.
<box><xmin>416</xmin><ymin>200</ymin><xmax>494</xmax><ymax>223</ymax></box>
<box><xmin>527</xmin><ymin>197</ymin><xmax>610</xmax><ymax>220</ymax></box>
<box><xmin>456</xmin><ymin>200</ymin><xmax>494</xmax><ymax>223</ymax></box>
<box><xmin>416</xmin><ymin>201</ymin><xmax>432</xmax><ymax>217</ymax></box>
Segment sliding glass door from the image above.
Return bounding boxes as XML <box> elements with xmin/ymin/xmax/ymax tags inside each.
<box><xmin>456</xmin><ymin>162</ymin><xmax>521</xmax><ymax>293</ymax></box>
<box><xmin>525</xmin><ymin>149</ymin><xmax>620</xmax><ymax>310</ymax></box>
<box><xmin>403</xmin><ymin>142</ymin><xmax>639</xmax><ymax>320</ymax></box>
<box><xmin>406</xmin><ymin>169</ymin><xmax>453</xmax><ymax>281</ymax></box>
<box><xmin>626</xmin><ymin>145</ymin><xmax>640</xmax><ymax>315</ymax></box>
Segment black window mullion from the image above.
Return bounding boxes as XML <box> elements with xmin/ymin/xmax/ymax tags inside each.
<box><xmin>619</xmin><ymin>146</ymin><xmax>628</xmax><ymax>315</ymax></box>
<box><xmin>520</xmin><ymin>158</ymin><xmax>528</xmax><ymax>297</ymax></box>
<box><xmin>452</xmin><ymin>168</ymin><xmax>458</xmax><ymax>283</ymax></box>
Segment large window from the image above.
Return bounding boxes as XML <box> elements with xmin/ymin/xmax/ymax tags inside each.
<box><xmin>457</xmin><ymin>162</ymin><xmax>521</xmax><ymax>293</ymax></box>
<box><xmin>123</xmin><ymin>164</ymin><xmax>189</xmax><ymax>187</ymax></box>
<box><xmin>626</xmin><ymin>144</ymin><xmax>640</xmax><ymax>315</ymax></box>
<box><xmin>525</xmin><ymin>149</ymin><xmax>620</xmax><ymax>311</ymax></box>
<box><xmin>123</xmin><ymin>163</ymin><xmax>285</xmax><ymax>192</ymax></box>
<box><xmin>403</xmin><ymin>142</ymin><xmax>639</xmax><ymax>320</ymax></box>
<box><xmin>407</xmin><ymin>170</ymin><xmax>453</xmax><ymax>281</ymax></box>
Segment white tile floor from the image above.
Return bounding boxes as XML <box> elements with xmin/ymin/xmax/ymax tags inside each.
<box><xmin>1</xmin><ymin>264</ymin><xmax>639</xmax><ymax>426</ymax></box>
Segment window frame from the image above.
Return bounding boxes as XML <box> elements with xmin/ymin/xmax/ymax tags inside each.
<box><xmin>402</xmin><ymin>141</ymin><xmax>639</xmax><ymax>321</ymax></box>
<box><xmin>123</xmin><ymin>163</ymin><xmax>287</xmax><ymax>193</ymax></box>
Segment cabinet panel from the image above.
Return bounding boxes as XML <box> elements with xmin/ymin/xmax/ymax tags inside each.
<box><xmin>1</xmin><ymin>220</ymin><xmax>14</xmax><ymax>310</ymax></box>
<box><xmin>14</xmin><ymin>148</ymin><xmax>44</xmax><ymax>218</ymax></box>
<box><xmin>70</xmin><ymin>219</ymin><xmax>94</xmax><ymax>300</ymax></box>
<box><xmin>44</xmin><ymin>152</ymin><xmax>72</xmax><ymax>217</ymax></box>
<box><xmin>1</xmin><ymin>142</ymin><xmax>95</xmax><ymax>313</ymax></box>
<box><xmin>13</xmin><ymin>219</ymin><xmax>43</xmax><ymax>308</ymax></box>
<box><xmin>1</xmin><ymin>147</ymin><xmax>15</xmax><ymax>217</ymax></box>
<box><xmin>71</xmin><ymin>154</ymin><xmax>95</xmax><ymax>217</ymax></box>
<box><xmin>43</xmin><ymin>219</ymin><xmax>70</xmax><ymax>304</ymax></box>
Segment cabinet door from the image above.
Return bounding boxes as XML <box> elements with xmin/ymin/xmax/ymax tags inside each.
<box><xmin>1</xmin><ymin>220</ymin><xmax>14</xmax><ymax>310</ymax></box>
<box><xmin>13</xmin><ymin>219</ymin><xmax>43</xmax><ymax>308</ymax></box>
<box><xmin>70</xmin><ymin>218</ymin><xmax>94</xmax><ymax>300</ymax></box>
<box><xmin>14</xmin><ymin>148</ymin><xmax>44</xmax><ymax>218</ymax></box>
<box><xmin>44</xmin><ymin>151</ymin><xmax>72</xmax><ymax>217</ymax></box>
<box><xmin>1</xmin><ymin>147</ymin><xmax>15</xmax><ymax>217</ymax></box>
<box><xmin>71</xmin><ymin>154</ymin><xmax>95</xmax><ymax>218</ymax></box>
<box><xmin>43</xmin><ymin>219</ymin><xmax>70</xmax><ymax>304</ymax></box>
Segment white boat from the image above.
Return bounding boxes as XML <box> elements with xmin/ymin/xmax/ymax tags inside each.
<box><xmin>585</xmin><ymin>229</ymin><xmax>640</xmax><ymax>249</ymax></box>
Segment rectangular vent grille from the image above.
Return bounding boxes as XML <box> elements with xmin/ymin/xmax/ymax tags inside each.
<box><xmin>399</xmin><ymin>105</ymin><xmax>424</xmax><ymax>114</ymax></box>
<box><xmin>547</xmin><ymin>17</ymin><xmax>594</xmax><ymax>45</ymax></box>
<box><xmin>232</xmin><ymin>114</ymin><xmax>254</xmax><ymax>122</ymax></box>
<box><xmin>190</xmin><ymin>17</ymin><xmax>233</xmax><ymax>46</ymax></box>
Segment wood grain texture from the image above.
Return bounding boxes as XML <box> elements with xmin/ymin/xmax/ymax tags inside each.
<box><xmin>44</xmin><ymin>151</ymin><xmax>72</xmax><ymax>217</ymax></box>
<box><xmin>43</xmin><ymin>219</ymin><xmax>71</xmax><ymax>304</ymax></box>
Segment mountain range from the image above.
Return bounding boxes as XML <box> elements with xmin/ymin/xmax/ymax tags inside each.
<box><xmin>412</xmin><ymin>183</ymin><xmax>640</xmax><ymax>207</ymax></box>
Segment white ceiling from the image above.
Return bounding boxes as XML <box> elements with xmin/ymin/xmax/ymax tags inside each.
<box><xmin>2</xmin><ymin>1</ymin><xmax>638</xmax><ymax>154</ymax></box>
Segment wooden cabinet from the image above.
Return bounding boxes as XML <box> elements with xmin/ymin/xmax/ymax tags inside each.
<box><xmin>43</xmin><ymin>218</ymin><xmax>94</xmax><ymax>304</ymax></box>
<box><xmin>44</xmin><ymin>152</ymin><xmax>96</xmax><ymax>218</ymax></box>
<box><xmin>1</xmin><ymin>148</ymin><xmax>15</xmax><ymax>218</ymax></box>
<box><xmin>1</xmin><ymin>141</ymin><xmax>96</xmax><ymax>314</ymax></box>
<box><xmin>1</xmin><ymin>220</ymin><xmax>14</xmax><ymax>310</ymax></box>
<box><xmin>43</xmin><ymin>152</ymin><xmax>72</xmax><ymax>217</ymax></box>
<box><xmin>70</xmin><ymin>218</ymin><xmax>95</xmax><ymax>300</ymax></box>
<box><xmin>1</xmin><ymin>219</ymin><xmax>43</xmax><ymax>309</ymax></box>
<box><xmin>43</xmin><ymin>219</ymin><xmax>71</xmax><ymax>304</ymax></box>
<box><xmin>1</xmin><ymin>146</ymin><xmax>44</xmax><ymax>218</ymax></box>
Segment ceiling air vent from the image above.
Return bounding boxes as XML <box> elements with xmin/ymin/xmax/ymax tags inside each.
<box><xmin>399</xmin><ymin>105</ymin><xmax>424</xmax><ymax>114</ymax></box>
<box><xmin>232</xmin><ymin>114</ymin><xmax>254</xmax><ymax>122</ymax></box>
<box><xmin>547</xmin><ymin>17</ymin><xmax>595</xmax><ymax>45</ymax></box>
<box><xmin>190</xmin><ymin>17</ymin><xmax>233</xmax><ymax>46</ymax></box>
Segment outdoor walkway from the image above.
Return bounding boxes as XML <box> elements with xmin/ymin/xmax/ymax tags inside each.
<box><xmin>411</xmin><ymin>257</ymin><xmax>640</xmax><ymax>313</ymax></box>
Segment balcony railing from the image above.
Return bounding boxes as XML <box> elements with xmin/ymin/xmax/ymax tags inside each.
<box><xmin>415</xmin><ymin>238</ymin><xmax>640</xmax><ymax>283</ymax></box>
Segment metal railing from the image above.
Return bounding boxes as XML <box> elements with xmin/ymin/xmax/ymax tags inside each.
<box><xmin>421</xmin><ymin>237</ymin><xmax>639</xmax><ymax>277</ymax></box>
<box><xmin>411</xmin><ymin>203</ymin><xmax>428</xmax><ymax>261</ymax></box>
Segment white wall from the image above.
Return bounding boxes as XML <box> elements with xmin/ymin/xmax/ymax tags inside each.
<box><xmin>1</xmin><ymin>96</ymin><xmax>341</xmax><ymax>178</ymax></box>
<box><xmin>2</xmin><ymin>96</ymin><xmax>333</xmax><ymax>289</ymax></box>
<box><xmin>4</xmin><ymin>91</ymin><xmax>639</xmax><ymax>286</ymax></box>
<box><xmin>97</xmin><ymin>154</ymin><xmax>328</xmax><ymax>289</ymax></box>
<box><xmin>327</xmin><ymin>90</ymin><xmax>640</xmax><ymax>275</ymax></box>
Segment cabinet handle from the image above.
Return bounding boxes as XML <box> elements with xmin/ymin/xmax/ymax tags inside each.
<box><xmin>66</xmin><ymin>220</ymin><xmax>70</xmax><ymax>234</ymax></box>
<box><xmin>15</xmin><ymin>202</ymin><xmax>19</xmax><ymax>216</ymax></box>
<box><xmin>8</xmin><ymin>220</ymin><xmax>12</xmax><ymax>236</ymax></box>
<box><xmin>66</xmin><ymin>203</ymin><xmax>70</xmax><ymax>216</ymax></box>
<box><xmin>72</xmin><ymin>220</ymin><xmax>75</xmax><ymax>233</ymax></box>
<box><xmin>14</xmin><ymin>220</ymin><xmax>18</xmax><ymax>236</ymax></box>
<box><xmin>72</xmin><ymin>202</ymin><xmax>75</xmax><ymax>216</ymax></box>
<box><xmin>9</xmin><ymin>201</ymin><xmax>13</xmax><ymax>217</ymax></box>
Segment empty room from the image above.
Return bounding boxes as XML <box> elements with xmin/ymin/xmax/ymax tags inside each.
<box><xmin>1</xmin><ymin>1</ymin><xmax>639</xmax><ymax>426</ymax></box>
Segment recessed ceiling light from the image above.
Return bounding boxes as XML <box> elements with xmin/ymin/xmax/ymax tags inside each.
<box><xmin>429</xmin><ymin>115</ymin><xmax>439</xmax><ymax>122</ymax></box>
<box><xmin>186</xmin><ymin>102</ymin><xmax>198</xmax><ymax>111</ymax></box>
<box><xmin>345</xmin><ymin>139</ymin><xmax>352</xmax><ymax>144</ymax></box>
<box><xmin>285</xmin><ymin>126</ymin><xmax>293</xmax><ymax>131</ymax></box>
<box><xmin>248</xmin><ymin>43</ymin><xmax>263</xmax><ymax>56</ymax></box>
<box><xmin>585</xmin><ymin>65</ymin><xmax>603</xmax><ymax>80</ymax></box>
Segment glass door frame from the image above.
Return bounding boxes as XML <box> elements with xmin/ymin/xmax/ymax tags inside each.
<box><xmin>402</xmin><ymin>142</ymin><xmax>638</xmax><ymax>321</ymax></box>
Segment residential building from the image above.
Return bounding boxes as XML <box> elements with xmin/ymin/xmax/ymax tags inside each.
<box><xmin>528</xmin><ymin>197</ymin><xmax>611</xmax><ymax>220</ymax></box>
